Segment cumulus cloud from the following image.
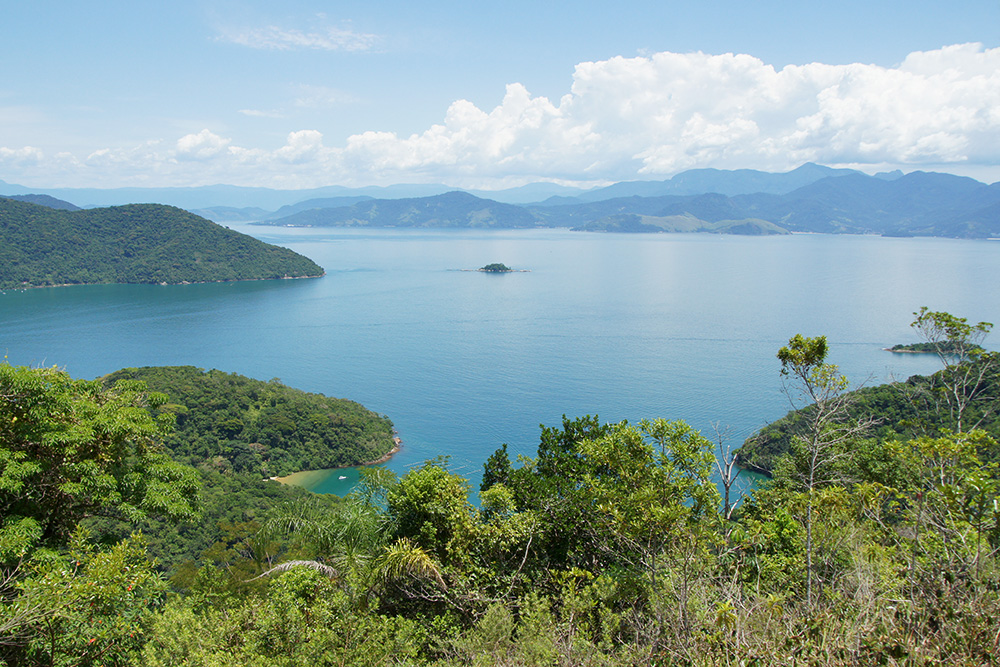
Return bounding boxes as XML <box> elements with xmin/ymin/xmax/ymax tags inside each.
<box><xmin>220</xmin><ymin>24</ymin><xmax>378</xmax><ymax>52</ymax></box>
<box><xmin>0</xmin><ymin>145</ymin><xmax>45</xmax><ymax>165</ymax></box>
<box><xmin>175</xmin><ymin>129</ymin><xmax>231</xmax><ymax>160</ymax></box>
<box><xmin>317</xmin><ymin>43</ymin><xmax>1000</xmax><ymax>184</ymax></box>
<box><xmin>3</xmin><ymin>44</ymin><xmax>1000</xmax><ymax>188</ymax></box>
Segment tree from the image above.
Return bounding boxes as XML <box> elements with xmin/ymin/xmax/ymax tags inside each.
<box><xmin>712</xmin><ymin>423</ymin><xmax>743</xmax><ymax>524</ymax></box>
<box><xmin>910</xmin><ymin>307</ymin><xmax>995</xmax><ymax>433</ymax></box>
<box><xmin>774</xmin><ymin>335</ymin><xmax>873</xmax><ymax>606</ymax></box>
<box><xmin>386</xmin><ymin>460</ymin><xmax>474</xmax><ymax>568</ymax></box>
<box><xmin>0</xmin><ymin>363</ymin><xmax>199</xmax><ymax>559</ymax></box>
<box><xmin>0</xmin><ymin>363</ymin><xmax>200</xmax><ymax>665</ymax></box>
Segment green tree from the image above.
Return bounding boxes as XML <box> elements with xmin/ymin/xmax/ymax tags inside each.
<box><xmin>0</xmin><ymin>363</ymin><xmax>200</xmax><ymax>665</ymax></box>
<box><xmin>910</xmin><ymin>307</ymin><xmax>995</xmax><ymax>433</ymax></box>
<box><xmin>0</xmin><ymin>363</ymin><xmax>199</xmax><ymax>557</ymax></box>
<box><xmin>774</xmin><ymin>335</ymin><xmax>873</xmax><ymax>606</ymax></box>
<box><xmin>4</xmin><ymin>530</ymin><xmax>166</xmax><ymax>667</ymax></box>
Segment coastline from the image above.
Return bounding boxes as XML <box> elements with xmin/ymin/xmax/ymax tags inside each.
<box><xmin>271</xmin><ymin>435</ymin><xmax>402</xmax><ymax>486</ymax></box>
<box><xmin>363</xmin><ymin>437</ymin><xmax>402</xmax><ymax>465</ymax></box>
<box><xmin>7</xmin><ymin>273</ymin><xmax>325</xmax><ymax>292</ymax></box>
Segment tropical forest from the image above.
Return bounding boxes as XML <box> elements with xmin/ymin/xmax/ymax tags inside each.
<box><xmin>1</xmin><ymin>307</ymin><xmax>999</xmax><ymax>665</ymax></box>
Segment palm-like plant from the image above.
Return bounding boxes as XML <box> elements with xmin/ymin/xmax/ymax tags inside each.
<box><xmin>250</xmin><ymin>468</ymin><xmax>446</xmax><ymax>603</ymax></box>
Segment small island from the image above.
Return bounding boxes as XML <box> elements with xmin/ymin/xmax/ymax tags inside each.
<box><xmin>886</xmin><ymin>342</ymin><xmax>985</xmax><ymax>354</ymax></box>
<box><xmin>480</xmin><ymin>262</ymin><xmax>513</xmax><ymax>272</ymax></box>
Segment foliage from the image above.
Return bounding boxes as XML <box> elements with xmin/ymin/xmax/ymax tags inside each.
<box><xmin>0</xmin><ymin>363</ymin><xmax>199</xmax><ymax>666</ymax></box>
<box><xmin>6</xmin><ymin>311</ymin><xmax>1000</xmax><ymax>664</ymax></box>
<box><xmin>0</xmin><ymin>199</ymin><xmax>323</xmax><ymax>289</ymax></box>
<box><xmin>479</xmin><ymin>263</ymin><xmax>512</xmax><ymax>272</ymax></box>
<box><xmin>0</xmin><ymin>363</ymin><xmax>199</xmax><ymax>553</ymax></box>
<box><xmin>741</xmin><ymin>349</ymin><xmax>1000</xmax><ymax>475</ymax></box>
<box><xmin>101</xmin><ymin>366</ymin><xmax>396</xmax><ymax>476</ymax></box>
<box><xmin>3</xmin><ymin>530</ymin><xmax>166</xmax><ymax>667</ymax></box>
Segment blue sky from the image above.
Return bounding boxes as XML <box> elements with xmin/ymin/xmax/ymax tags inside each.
<box><xmin>2</xmin><ymin>1</ymin><xmax>999</xmax><ymax>190</ymax></box>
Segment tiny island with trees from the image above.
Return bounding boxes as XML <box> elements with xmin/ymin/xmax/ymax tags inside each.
<box><xmin>3</xmin><ymin>307</ymin><xmax>1000</xmax><ymax>666</ymax></box>
<box><xmin>479</xmin><ymin>262</ymin><xmax>513</xmax><ymax>272</ymax></box>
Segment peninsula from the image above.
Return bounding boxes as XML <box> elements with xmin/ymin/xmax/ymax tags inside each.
<box><xmin>0</xmin><ymin>198</ymin><xmax>324</xmax><ymax>289</ymax></box>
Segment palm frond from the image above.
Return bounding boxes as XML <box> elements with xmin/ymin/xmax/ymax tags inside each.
<box><xmin>372</xmin><ymin>538</ymin><xmax>447</xmax><ymax>591</ymax></box>
<box><xmin>246</xmin><ymin>559</ymin><xmax>339</xmax><ymax>582</ymax></box>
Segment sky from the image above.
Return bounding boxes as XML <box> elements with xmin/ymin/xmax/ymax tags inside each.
<box><xmin>2</xmin><ymin>0</ymin><xmax>999</xmax><ymax>191</ymax></box>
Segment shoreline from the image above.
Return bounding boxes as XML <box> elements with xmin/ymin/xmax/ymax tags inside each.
<box><xmin>7</xmin><ymin>273</ymin><xmax>325</xmax><ymax>292</ymax></box>
<box><xmin>271</xmin><ymin>435</ymin><xmax>402</xmax><ymax>485</ymax></box>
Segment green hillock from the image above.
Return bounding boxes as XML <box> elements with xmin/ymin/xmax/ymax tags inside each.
<box><xmin>101</xmin><ymin>366</ymin><xmax>396</xmax><ymax>476</ymax></box>
<box><xmin>0</xmin><ymin>198</ymin><xmax>324</xmax><ymax>288</ymax></box>
<box><xmin>738</xmin><ymin>356</ymin><xmax>1000</xmax><ymax>474</ymax></box>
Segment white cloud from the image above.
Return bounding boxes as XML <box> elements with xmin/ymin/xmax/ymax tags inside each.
<box><xmin>220</xmin><ymin>24</ymin><xmax>378</xmax><ymax>52</ymax></box>
<box><xmin>275</xmin><ymin>130</ymin><xmax>326</xmax><ymax>163</ymax></box>
<box><xmin>0</xmin><ymin>145</ymin><xmax>44</xmax><ymax>165</ymax></box>
<box><xmin>175</xmin><ymin>129</ymin><xmax>231</xmax><ymax>160</ymax></box>
<box><xmin>238</xmin><ymin>108</ymin><xmax>286</xmax><ymax>119</ymax></box>
<box><xmin>4</xmin><ymin>44</ymin><xmax>1000</xmax><ymax>188</ymax></box>
<box><xmin>328</xmin><ymin>43</ymin><xmax>1000</xmax><ymax>183</ymax></box>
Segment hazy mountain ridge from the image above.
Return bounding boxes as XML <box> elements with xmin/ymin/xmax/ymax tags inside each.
<box><xmin>0</xmin><ymin>194</ymin><xmax>80</xmax><ymax>211</ymax></box>
<box><xmin>4</xmin><ymin>165</ymin><xmax>999</xmax><ymax>237</ymax></box>
<box><xmin>262</xmin><ymin>191</ymin><xmax>540</xmax><ymax>229</ymax></box>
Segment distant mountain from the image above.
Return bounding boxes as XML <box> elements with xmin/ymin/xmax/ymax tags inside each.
<box><xmin>189</xmin><ymin>206</ymin><xmax>273</xmax><ymax>223</ymax></box>
<box><xmin>1</xmin><ymin>194</ymin><xmax>80</xmax><ymax>210</ymax></box>
<box><xmin>536</xmin><ymin>171</ymin><xmax>1000</xmax><ymax>237</ymax></box>
<box><xmin>467</xmin><ymin>182</ymin><xmax>589</xmax><ymax>204</ymax></box>
<box><xmin>755</xmin><ymin>172</ymin><xmax>1000</xmax><ymax>236</ymax></box>
<box><xmin>571</xmin><ymin>213</ymin><xmax>788</xmax><ymax>235</ymax></box>
<box><xmin>260</xmin><ymin>191</ymin><xmax>540</xmax><ymax>229</ymax></box>
<box><xmin>0</xmin><ymin>180</ymin><xmax>451</xmax><ymax>210</ymax></box>
<box><xmin>5</xmin><ymin>165</ymin><xmax>998</xmax><ymax>238</ymax></box>
<box><xmin>268</xmin><ymin>196</ymin><xmax>376</xmax><ymax>220</ymax></box>
<box><xmin>538</xmin><ymin>163</ymin><xmax>862</xmax><ymax>205</ymax></box>
<box><xmin>0</xmin><ymin>199</ymin><xmax>324</xmax><ymax>289</ymax></box>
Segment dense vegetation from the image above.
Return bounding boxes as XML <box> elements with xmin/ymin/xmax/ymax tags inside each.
<box><xmin>101</xmin><ymin>366</ymin><xmax>396</xmax><ymax>476</ymax></box>
<box><xmin>741</xmin><ymin>310</ymin><xmax>997</xmax><ymax>474</ymax></box>
<box><xmin>889</xmin><ymin>341</ymin><xmax>982</xmax><ymax>354</ymax></box>
<box><xmin>3</xmin><ymin>309</ymin><xmax>1000</xmax><ymax>665</ymax></box>
<box><xmin>0</xmin><ymin>198</ymin><xmax>324</xmax><ymax>289</ymax></box>
<box><xmin>480</xmin><ymin>263</ymin><xmax>513</xmax><ymax>272</ymax></box>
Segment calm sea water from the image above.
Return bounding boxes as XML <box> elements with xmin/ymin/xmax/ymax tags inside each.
<box><xmin>3</xmin><ymin>228</ymin><xmax>995</xmax><ymax>494</ymax></box>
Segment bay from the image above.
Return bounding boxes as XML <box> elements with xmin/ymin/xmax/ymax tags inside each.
<box><xmin>2</xmin><ymin>227</ymin><xmax>994</xmax><ymax>495</ymax></box>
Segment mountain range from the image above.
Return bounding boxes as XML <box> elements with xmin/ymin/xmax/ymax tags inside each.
<box><xmin>3</xmin><ymin>164</ymin><xmax>999</xmax><ymax>238</ymax></box>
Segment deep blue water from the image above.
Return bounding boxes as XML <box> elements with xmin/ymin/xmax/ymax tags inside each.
<box><xmin>3</xmin><ymin>228</ymin><xmax>995</xmax><ymax>495</ymax></box>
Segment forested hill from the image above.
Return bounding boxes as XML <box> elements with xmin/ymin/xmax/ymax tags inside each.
<box><xmin>737</xmin><ymin>355</ymin><xmax>1000</xmax><ymax>475</ymax></box>
<box><xmin>101</xmin><ymin>366</ymin><xmax>397</xmax><ymax>476</ymax></box>
<box><xmin>0</xmin><ymin>198</ymin><xmax>324</xmax><ymax>289</ymax></box>
<box><xmin>263</xmin><ymin>190</ymin><xmax>539</xmax><ymax>229</ymax></box>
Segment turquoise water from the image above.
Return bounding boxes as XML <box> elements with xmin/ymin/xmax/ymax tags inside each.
<box><xmin>2</xmin><ymin>228</ymin><xmax>994</xmax><ymax>494</ymax></box>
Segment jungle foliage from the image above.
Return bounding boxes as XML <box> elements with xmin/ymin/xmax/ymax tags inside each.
<box><xmin>4</xmin><ymin>310</ymin><xmax>1000</xmax><ymax>665</ymax></box>
<box><xmin>740</xmin><ymin>310</ymin><xmax>999</xmax><ymax>475</ymax></box>
<box><xmin>100</xmin><ymin>366</ymin><xmax>396</xmax><ymax>476</ymax></box>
